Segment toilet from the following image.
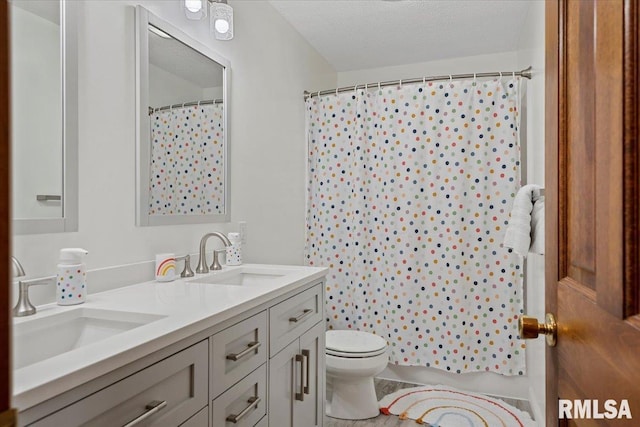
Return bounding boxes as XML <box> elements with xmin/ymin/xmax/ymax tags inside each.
<box><xmin>325</xmin><ymin>330</ymin><xmax>389</xmax><ymax>420</ymax></box>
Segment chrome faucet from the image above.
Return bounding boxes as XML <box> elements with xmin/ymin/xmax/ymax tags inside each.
<box><xmin>196</xmin><ymin>232</ymin><xmax>232</xmax><ymax>274</ymax></box>
<box><xmin>11</xmin><ymin>256</ymin><xmax>55</xmax><ymax>317</ymax></box>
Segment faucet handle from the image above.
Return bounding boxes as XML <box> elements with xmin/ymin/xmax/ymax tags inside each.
<box><xmin>210</xmin><ymin>249</ymin><xmax>226</xmax><ymax>271</ymax></box>
<box><xmin>13</xmin><ymin>277</ymin><xmax>55</xmax><ymax>317</ymax></box>
<box><xmin>176</xmin><ymin>255</ymin><xmax>195</xmax><ymax>278</ymax></box>
<box><xmin>11</xmin><ymin>256</ymin><xmax>26</xmax><ymax>278</ymax></box>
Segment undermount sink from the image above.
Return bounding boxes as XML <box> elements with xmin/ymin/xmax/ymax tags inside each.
<box><xmin>13</xmin><ymin>308</ymin><xmax>165</xmax><ymax>369</ymax></box>
<box><xmin>188</xmin><ymin>266</ymin><xmax>291</xmax><ymax>286</ymax></box>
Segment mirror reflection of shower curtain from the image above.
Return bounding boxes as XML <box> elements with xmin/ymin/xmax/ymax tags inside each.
<box><xmin>148</xmin><ymin>103</ymin><xmax>224</xmax><ymax>215</ymax></box>
<box><xmin>305</xmin><ymin>78</ymin><xmax>525</xmax><ymax>375</ymax></box>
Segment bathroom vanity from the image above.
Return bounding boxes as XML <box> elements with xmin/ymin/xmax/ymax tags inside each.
<box><xmin>13</xmin><ymin>264</ymin><xmax>327</xmax><ymax>427</ymax></box>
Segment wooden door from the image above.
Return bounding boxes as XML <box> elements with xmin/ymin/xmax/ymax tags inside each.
<box><xmin>1</xmin><ymin>0</ymin><xmax>14</xmax><ymax>425</ymax></box>
<box><xmin>546</xmin><ymin>0</ymin><xmax>640</xmax><ymax>425</ymax></box>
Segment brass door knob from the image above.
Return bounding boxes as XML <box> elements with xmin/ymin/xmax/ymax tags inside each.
<box><xmin>518</xmin><ymin>313</ymin><xmax>557</xmax><ymax>347</ymax></box>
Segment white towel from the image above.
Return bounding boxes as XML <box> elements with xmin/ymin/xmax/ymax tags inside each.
<box><xmin>503</xmin><ymin>184</ymin><xmax>544</xmax><ymax>257</ymax></box>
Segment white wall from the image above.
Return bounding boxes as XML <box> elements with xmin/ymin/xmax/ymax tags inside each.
<box><xmin>336</xmin><ymin>38</ymin><xmax>544</xmax><ymax>405</ymax></box>
<box><xmin>11</xmin><ymin>0</ymin><xmax>336</xmax><ymax>306</ymax></box>
<box><xmin>337</xmin><ymin>51</ymin><xmax>520</xmax><ymax>87</ymax></box>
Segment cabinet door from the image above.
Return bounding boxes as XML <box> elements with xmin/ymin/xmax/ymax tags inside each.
<box><xmin>268</xmin><ymin>340</ymin><xmax>298</xmax><ymax>427</ymax></box>
<box><xmin>293</xmin><ymin>322</ymin><xmax>325</xmax><ymax>427</ymax></box>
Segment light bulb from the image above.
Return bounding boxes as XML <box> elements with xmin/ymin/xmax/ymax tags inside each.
<box><xmin>214</xmin><ymin>18</ymin><xmax>229</xmax><ymax>34</ymax></box>
<box><xmin>184</xmin><ymin>0</ymin><xmax>207</xmax><ymax>20</ymax></box>
<box><xmin>185</xmin><ymin>0</ymin><xmax>202</xmax><ymax>12</ymax></box>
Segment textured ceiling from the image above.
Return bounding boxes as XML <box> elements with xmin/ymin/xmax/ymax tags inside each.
<box><xmin>268</xmin><ymin>0</ymin><xmax>534</xmax><ymax>72</ymax></box>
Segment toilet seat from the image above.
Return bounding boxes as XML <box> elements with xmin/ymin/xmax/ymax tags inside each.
<box><xmin>326</xmin><ymin>330</ymin><xmax>387</xmax><ymax>358</ymax></box>
<box><xmin>326</xmin><ymin>347</ymin><xmax>387</xmax><ymax>358</ymax></box>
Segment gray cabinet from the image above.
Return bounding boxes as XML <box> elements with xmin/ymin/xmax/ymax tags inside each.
<box><xmin>20</xmin><ymin>281</ymin><xmax>325</xmax><ymax>427</ymax></box>
<box><xmin>268</xmin><ymin>285</ymin><xmax>325</xmax><ymax>427</ymax></box>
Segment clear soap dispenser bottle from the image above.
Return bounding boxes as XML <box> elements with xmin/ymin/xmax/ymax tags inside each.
<box><xmin>56</xmin><ymin>248</ymin><xmax>89</xmax><ymax>305</ymax></box>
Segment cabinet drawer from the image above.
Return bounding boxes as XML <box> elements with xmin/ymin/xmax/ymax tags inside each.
<box><xmin>270</xmin><ymin>285</ymin><xmax>322</xmax><ymax>356</ymax></box>
<box><xmin>211</xmin><ymin>365</ymin><xmax>267</xmax><ymax>427</ymax></box>
<box><xmin>31</xmin><ymin>340</ymin><xmax>208</xmax><ymax>427</ymax></box>
<box><xmin>180</xmin><ymin>406</ymin><xmax>208</xmax><ymax>427</ymax></box>
<box><xmin>210</xmin><ymin>311</ymin><xmax>267</xmax><ymax>398</ymax></box>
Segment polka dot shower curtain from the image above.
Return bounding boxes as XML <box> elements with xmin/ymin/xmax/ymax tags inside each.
<box><xmin>149</xmin><ymin>103</ymin><xmax>225</xmax><ymax>215</ymax></box>
<box><xmin>305</xmin><ymin>77</ymin><xmax>525</xmax><ymax>375</ymax></box>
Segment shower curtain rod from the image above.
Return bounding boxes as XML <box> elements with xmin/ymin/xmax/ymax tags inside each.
<box><xmin>148</xmin><ymin>98</ymin><xmax>223</xmax><ymax>115</ymax></box>
<box><xmin>303</xmin><ymin>66</ymin><xmax>532</xmax><ymax>99</ymax></box>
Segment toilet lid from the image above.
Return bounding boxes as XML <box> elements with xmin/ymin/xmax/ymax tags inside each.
<box><xmin>326</xmin><ymin>330</ymin><xmax>387</xmax><ymax>355</ymax></box>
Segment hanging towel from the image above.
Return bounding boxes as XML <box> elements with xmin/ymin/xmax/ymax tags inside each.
<box><xmin>503</xmin><ymin>184</ymin><xmax>545</xmax><ymax>257</ymax></box>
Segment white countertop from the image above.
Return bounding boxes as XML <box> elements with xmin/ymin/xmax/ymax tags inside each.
<box><xmin>12</xmin><ymin>264</ymin><xmax>327</xmax><ymax>411</ymax></box>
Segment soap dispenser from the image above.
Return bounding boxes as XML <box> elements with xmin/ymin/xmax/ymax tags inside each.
<box><xmin>56</xmin><ymin>248</ymin><xmax>89</xmax><ymax>305</ymax></box>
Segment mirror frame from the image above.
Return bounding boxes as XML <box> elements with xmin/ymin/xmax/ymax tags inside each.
<box><xmin>13</xmin><ymin>0</ymin><xmax>79</xmax><ymax>235</ymax></box>
<box><xmin>135</xmin><ymin>6</ymin><xmax>231</xmax><ymax>227</ymax></box>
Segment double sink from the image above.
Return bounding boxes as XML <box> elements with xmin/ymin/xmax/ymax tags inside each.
<box><xmin>13</xmin><ymin>265</ymin><xmax>293</xmax><ymax>371</ymax></box>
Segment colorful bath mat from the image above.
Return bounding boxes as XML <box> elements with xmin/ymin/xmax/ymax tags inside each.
<box><xmin>379</xmin><ymin>385</ymin><xmax>537</xmax><ymax>426</ymax></box>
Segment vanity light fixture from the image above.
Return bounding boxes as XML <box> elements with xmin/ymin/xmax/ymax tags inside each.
<box><xmin>183</xmin><ymin>0</ymin><xmax>234</xmax><ymax>41</ymax></box>
<box><xmin>210</xmin><ymin>0</ymin><xmax>233</xmax><ymax>41</ymax></box>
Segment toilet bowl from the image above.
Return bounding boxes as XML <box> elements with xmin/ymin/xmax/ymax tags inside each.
<box><xmin>325</xmin><ymin>330</ymin><xmax>389</xmax><ymax>420</ymax></box>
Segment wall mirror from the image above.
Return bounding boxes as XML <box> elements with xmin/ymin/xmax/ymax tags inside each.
<box><xmin>136</xmin><ymin>6</ymin><xmax>230</xmax><ymax>226</ymax></box>
<box><xmin>11</xmin><ymin>0</ymin><xmax>78</xmax><ymax>234</ymax></box>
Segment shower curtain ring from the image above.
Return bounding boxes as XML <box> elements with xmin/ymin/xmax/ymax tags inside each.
<box><xmin>499</xmin><ymin>71</ymin><xmax>503</xmax><ymax>79</ymax></box>
<box><xmin>399</xmin><ymin>79</ymin><xmax>402</xmax><ymax>88</ymax></box>
<box><xmin>449</xmin><ymin>75</ymin><xmax>453</xmax><ymax>83</ymax></box>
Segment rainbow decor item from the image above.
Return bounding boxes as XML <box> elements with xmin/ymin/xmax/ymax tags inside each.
<box><xmin>155</xmin><ymin>253</ymin><xmax>176</xmax><ymax>282</ymax></box>
<box><xmin>379</xmin><ymin>385</ymin><xmax>536</xmax><ymax>426</ymax></box>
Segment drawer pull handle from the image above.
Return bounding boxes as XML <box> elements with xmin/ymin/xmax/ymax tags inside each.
<box><xmin>122</xmin><ymin>400</ymin><xmax>167</xmax><ymax>427</ymax></box>
<box><xmin>302</xmin><ymin>349</ymin><xmax>310</xmax><ymax>395</ymax></box>
<box><xmin>226</xmin><ymin>341</ymin><xmax>261</xmax><ymax>361</ymax></box>
<box><xmin>226</xmin><ymin>396</ymin><xmax>261</xmax><ymax>423</ymax></box>
<box><xmin>295</xmin><ymin>353</ymin><xmax>306</xmax><ymax>401</ymax></box>
<box><xmin>289</xmin><ymin>308</ymin><xmax>313</xmax><ymax>323</ymax></box>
